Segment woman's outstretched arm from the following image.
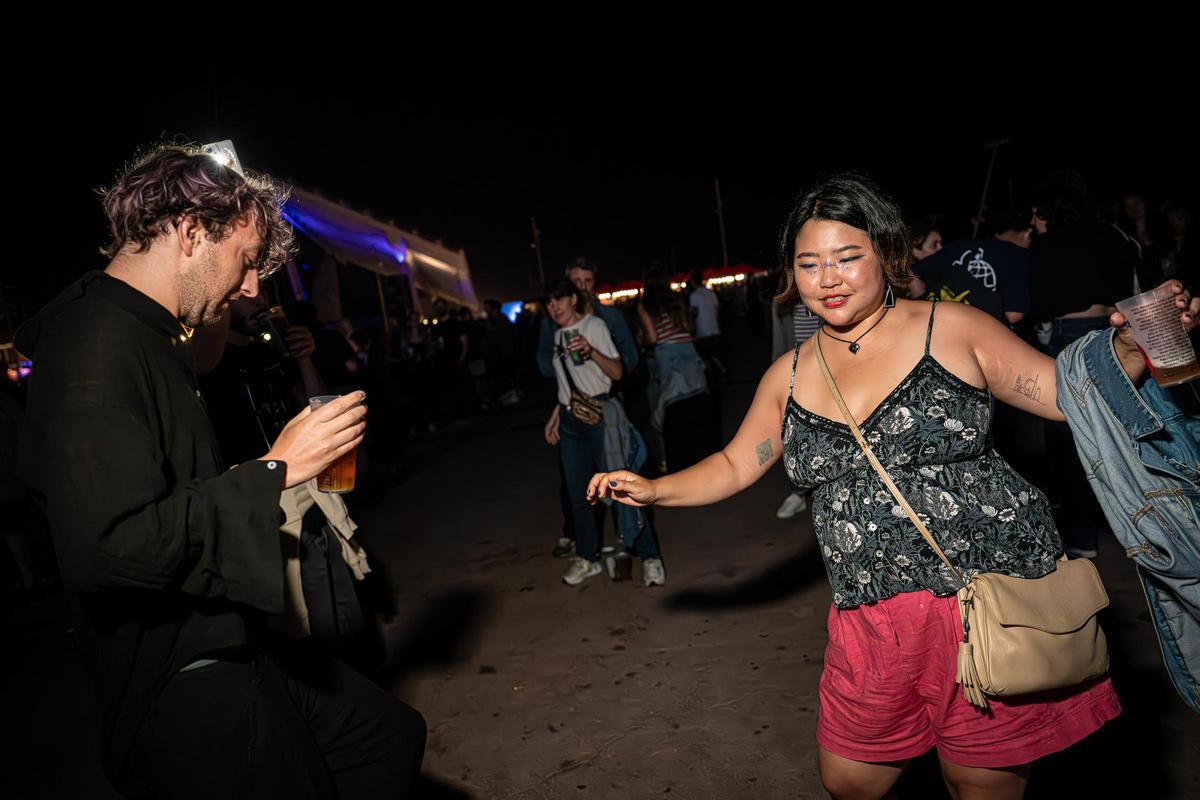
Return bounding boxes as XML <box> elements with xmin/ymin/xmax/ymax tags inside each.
<box><xmin>588</xmin><ymin>351</ymin><xmax>795</xmax><ymax>508</ymax></box>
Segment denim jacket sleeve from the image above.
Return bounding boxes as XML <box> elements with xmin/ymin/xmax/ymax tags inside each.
<box><xmin>1056</xmin><ymin>328</ymin><xmax>1200</xmax><ymax>712</ymax></box>
<box><xmin>1056</xmin><ymin>328</ymin><xmax>1200</xmax><ymax>568</ymax></box>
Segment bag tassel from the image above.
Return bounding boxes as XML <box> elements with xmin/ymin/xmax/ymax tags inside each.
<box><xmin>956</xmin><ymin>640</ymin><xmax>988</xmax><ymax>708</ymax></box>
<box><xmin>955</xmin><ymin>591</ymin><xmax>988</xmax><ymax>708</ymax></box>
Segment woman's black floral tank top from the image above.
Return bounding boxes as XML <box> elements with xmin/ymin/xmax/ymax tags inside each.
<box><xmin>782</xmin><ymin>301</ymin><xmax>1061</xmax><ymax>608</ymax></box>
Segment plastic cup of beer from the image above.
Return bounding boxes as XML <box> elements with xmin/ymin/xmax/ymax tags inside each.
<box><xmin>1115</xmin><ymin>285</ymin><xmax>1200</xmax><ymax>387</ymax></box>
<box><xmin>308</xmin><ymin>394</ymin><xmax>361</xmax><ymax>493</ymax></box>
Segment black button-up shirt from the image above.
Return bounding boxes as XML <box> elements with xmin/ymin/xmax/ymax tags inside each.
<box><xmin>16</xmin><ymin>271</ymin><xmax>286</xmax><ymax>783</ymax></box>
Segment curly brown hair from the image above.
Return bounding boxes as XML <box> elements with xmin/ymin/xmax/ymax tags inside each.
<box><xmin>99</xmin><ymin>143</ymin><xmax>294</xmax><ymax>278</ymax></box>
<box><xmin>775</xmin><ymin>173</ymin><xmax>914</xmax><ymax>304</ymax></box>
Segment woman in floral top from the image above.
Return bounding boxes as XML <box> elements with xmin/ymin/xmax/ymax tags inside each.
<box><xmin>587</xmin><ymin>174</ymin><xmax>1199</xmax><ymax>798</ymax></box>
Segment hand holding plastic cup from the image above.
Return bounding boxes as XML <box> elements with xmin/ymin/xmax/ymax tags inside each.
<box><xmin>1115</xmin><ymin>284</ymin><xmax>1200</xmax><ymax>387</ymax></box>
<box><xmin>563</xmin><ymin>329</ymin><xmax>588</xmax><ymax>365</ymax></box>
<box><xmin>308</xmin><ymin>394</ymin><xmax>362</xmax><ymax>493</ymax></box>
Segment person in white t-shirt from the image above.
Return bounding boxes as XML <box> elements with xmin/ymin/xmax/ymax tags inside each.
<box><xmin>550</xmin><ymin>310</ymin><xmax>620</xmax><ymax>407</ymax></box>
<box><xmin>688</xmin><ymin>283</ymin><xmax>725</xmax><ymax>377</ymax></box>
<box><xmin>542</xmin><ymin>278</ymin><xmax>666</xmax><ymax>587</ymax></box>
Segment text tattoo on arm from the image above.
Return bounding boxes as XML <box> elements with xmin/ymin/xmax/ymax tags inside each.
<box><xmin>756</xmin><ymin>439</ymin><xmax>774</xmax><ymax>466</ymax></box>
<box><xmin>1011</xmin><ymin>373</ymin><xmax>1045</xmax><ymax>405</ymax></box>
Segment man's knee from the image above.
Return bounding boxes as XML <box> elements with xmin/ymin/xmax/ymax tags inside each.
<box><xmin>399</xmin><ymin>700</ymin><xmax>427</xmax><ymax>744</ymax></box>
<box><xmin>384</xmin><ymin>700</ymin><xmax>427</xmax><ymax>767</ymax></box>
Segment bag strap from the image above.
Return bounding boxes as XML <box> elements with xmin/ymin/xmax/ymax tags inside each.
<box><xmin>558</xmin><ymin>351</ymin><xmax>582</xmax><ymax>394</ymax></box>
<box><xmin>557</xmin><ymin>330</ymin><xmax>586</xmax><ymax>396</ymax></box>
<box><xmin>813</xmin><ymin>336</ymin><xmax>968</xmax><ymax>589</ymax></box>
<box><xmin>558</xmin><ymin>349</ymin><xmax>601</xmax><ymax>414</ymax></box>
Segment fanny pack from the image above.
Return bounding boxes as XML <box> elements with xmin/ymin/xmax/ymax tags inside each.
<box><xmin>558</xmin><ymin>350</ymin><xmax>603</xmax><ymax>425</ymax></box>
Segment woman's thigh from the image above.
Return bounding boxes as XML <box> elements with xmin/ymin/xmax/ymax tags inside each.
<box><xmin>938</xmin><ymin>757</ymin><xmax>1030</xmax><ymax>800</ymax></box>
<box><xmin>818</xmin><ymin>747</ymin><xmax>907</xmax><ymax>800</ymax></box>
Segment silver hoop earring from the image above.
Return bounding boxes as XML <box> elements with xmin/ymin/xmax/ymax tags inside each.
<box><xmin>883</xmin><ymin>284</ymin><xmax>896</xmax><ymax>308</ymax></box>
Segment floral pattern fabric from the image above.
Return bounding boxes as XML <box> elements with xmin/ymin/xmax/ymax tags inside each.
<box><xmin>783</xmin><ymin>350</ymin><xmax>1061</xmax><ymax>609</ymax></box>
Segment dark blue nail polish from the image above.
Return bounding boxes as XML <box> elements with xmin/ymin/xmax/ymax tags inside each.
<box><xmin>609</xmin><ymin>480</ymin><xmax>618</xmax><ymax>487</ymax></box>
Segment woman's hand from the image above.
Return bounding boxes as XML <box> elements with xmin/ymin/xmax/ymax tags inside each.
<box><xmin>566</xmin><ymin>334</ymin><xmax>592</xmax><ymax>360</ymax></box>
<box><xmin>587</xmin><ymin>470</ymin><xmax>657</xmax><ymax>507</ymax></box>
<box><xmin>1110</xmin><ymin>280</ymin><xmax>1198</xmax><ymax>382</ymax></box>
<box><xmin>544</xmin><ymin>406</ymin><xmax>561</xmax><ymax>445</ymax></box>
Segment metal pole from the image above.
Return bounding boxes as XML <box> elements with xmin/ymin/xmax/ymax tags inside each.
<box><xmin>715</xmin><ymin>178</ymin><xmax>730</xmax><ymax>268</ymax></box>
<box><xmin>375</xmin><ymin>273</ymin><xmax>391</xmax><ymax>335</ymax></box>
<box><xmin>530</xmin><ymin>216</ymin><xmax>545</xmax><ymax>289</ymax></box>
<box><xmin>973</xmin><ymin>138</ymin><xmax>1011</xmax><ymax>238</ymax></box>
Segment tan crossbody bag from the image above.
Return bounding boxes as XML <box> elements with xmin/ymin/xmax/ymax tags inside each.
<box><xmin>814</xmin><ymin>336</ymin><xmax>1111</xmax><ymax>707</ymax></box>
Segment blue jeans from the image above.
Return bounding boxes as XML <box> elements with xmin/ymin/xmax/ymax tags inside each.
<box><xmin>558</xmin><ymin>405</ymin><xmax>659</xmax><ymax>562</ymax></box>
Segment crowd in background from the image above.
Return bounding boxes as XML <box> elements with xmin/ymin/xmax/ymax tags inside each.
<box><xmin>1</xmin><ymin>172</ymin><xmax>1195</xmax><ymax>595</ymax></box>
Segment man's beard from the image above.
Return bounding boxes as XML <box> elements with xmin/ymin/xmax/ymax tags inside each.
<box><xmin>178</xmin><ymin>250</ymin><xmax>230</xmax><ymax>327</ymax></box>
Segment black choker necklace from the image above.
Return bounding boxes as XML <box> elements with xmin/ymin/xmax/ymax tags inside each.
<box><xmin>820</xmin><ymin>307</ymin><xmax>890</xmax><ymax>354</ymax></box>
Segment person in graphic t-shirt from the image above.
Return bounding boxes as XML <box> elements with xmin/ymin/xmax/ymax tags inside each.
<box><xmin>913</xmin><ymin>209</ymin><xmax>1033</xmax><ymax>325</ymax></box>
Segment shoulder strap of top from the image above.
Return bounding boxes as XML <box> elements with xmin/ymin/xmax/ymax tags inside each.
<box><xmin>925</xmin><ymin>299</ymin><xmax>938</xmax><ymax>356</ymax></box>
<box><xmin>788</xmin><ymin>342</ymin><xmax>801</xmax><ymax>396</ymax></box>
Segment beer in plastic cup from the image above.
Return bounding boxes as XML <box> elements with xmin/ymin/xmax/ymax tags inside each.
<box><xmin>308</xmin><ymin>394</ymin><xmax>361</xmax><ymax>493</ymax></box>
<box><xmin>1115</xmin><ymin>285</ymin><xmax>1200</xmax><ymax>387</ymax></box>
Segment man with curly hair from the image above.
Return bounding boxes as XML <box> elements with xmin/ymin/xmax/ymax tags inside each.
<box><xmin>16</xmin><ymin>143</ymin><xmax>426</xmax><ymax>798</ymax></box>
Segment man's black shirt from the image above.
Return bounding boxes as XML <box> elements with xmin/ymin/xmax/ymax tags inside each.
<box><xmin>16</xmin><ymin>272</ymin><xmax>285</xmax><ymax>783</ymax></box>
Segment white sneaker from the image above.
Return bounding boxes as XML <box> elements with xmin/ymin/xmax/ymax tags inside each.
<box><xmin>643</xmin><ymin>558</ymin><xmax>666</xmax><ymax>587</ymax></box>
<box><xmin>776</xmin><ymin>492</ymin><xmax>808</xmax><ymax>519</ymax></box>
<box><xmin>562</xmin><ymin>557</ymin><xmax>603</xmax><ymax>586</ymax></box>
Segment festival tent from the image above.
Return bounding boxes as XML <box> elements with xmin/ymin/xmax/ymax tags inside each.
<box><xmin>282</xmin><ymin>188</ymin><xmax>480</xmax><ymax>317</ymax></box>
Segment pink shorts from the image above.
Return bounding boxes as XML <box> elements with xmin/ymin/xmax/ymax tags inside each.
<box><xmin>817</xmin><ymin>590</ymin><xmax>1121</xmax><ymax>769</ymax></box>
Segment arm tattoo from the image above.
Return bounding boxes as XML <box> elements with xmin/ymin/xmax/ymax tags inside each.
<box><xmin>755</xmin><ymin>439</ymin><xmax>774</xmax><ymax>466</ymax></box>
<box><xmin>1011</xmin><ymin>373</ymin><xmax>1045</xmax><ymax>405</ymax></box>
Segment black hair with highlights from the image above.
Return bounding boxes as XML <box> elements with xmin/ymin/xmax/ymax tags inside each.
<box><xmin>777</xmin><ymin>173</ymin><xmax>914</xmax><ymax>303</ymax></box>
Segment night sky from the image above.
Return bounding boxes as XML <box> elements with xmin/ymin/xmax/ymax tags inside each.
<box><xmin>19</xmin><ymin>10</ymin><xmax>1196</xmax><ymax>311</ymax></box>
